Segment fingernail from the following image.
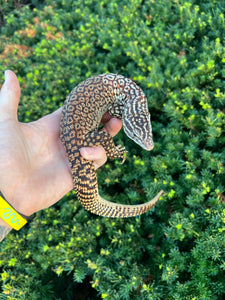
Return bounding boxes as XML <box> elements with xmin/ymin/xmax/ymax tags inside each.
<box><xmin>80</xmin><ymin>147</ymin><xmax>94</xmax><ymax>157</ymax></box>
<box><xmin>4</xmin><ymin>70</ymin><xmax>10</xmax><ymax>82</ymax></box>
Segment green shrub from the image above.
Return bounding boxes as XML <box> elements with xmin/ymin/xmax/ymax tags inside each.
<box><xmin>0</xmin><ymin>0</ymin><xmax>225</xmax><ymax>299</ymax></box>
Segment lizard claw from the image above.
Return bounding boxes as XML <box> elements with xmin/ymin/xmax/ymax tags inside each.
<box><xmin>115</xmin><ymin>145</ymin><xmax>127</xmax><ymax>164</ymax></box>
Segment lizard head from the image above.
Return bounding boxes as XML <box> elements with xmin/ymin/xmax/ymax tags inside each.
<box><xmin>122</xmin><ymin>96</ymin><xmax>154</xmax><ymax>151</ymax></box>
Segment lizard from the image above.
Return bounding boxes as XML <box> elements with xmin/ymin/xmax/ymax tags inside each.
<box><xmin>60</xmin><ymin>73</ymin><xmax>164</xmax><ymax>218</ymax></box>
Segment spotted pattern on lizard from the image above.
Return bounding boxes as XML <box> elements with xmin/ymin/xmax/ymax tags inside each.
<box><xmin>60</xmin><ymin>73</ymin><xmax>164</xmax><ymax>218</ymax></box>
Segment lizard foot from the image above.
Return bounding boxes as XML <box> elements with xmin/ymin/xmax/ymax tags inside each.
<box><xmin>114</xmin><ymin>145</ymin><xmax>128</xmax><ymax>164</ymax></box>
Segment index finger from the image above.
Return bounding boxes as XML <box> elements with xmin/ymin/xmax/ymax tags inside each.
<box><xmin>101</xmin><ymin>117</ymin><xmax>122</xmax><ymax>137</ymax></box>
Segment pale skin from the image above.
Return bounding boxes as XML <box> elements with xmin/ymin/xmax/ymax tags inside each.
<box><xmin>0</xmin><ymin>70</ymin><xmax>122</xmax><ymax>241</ymax></box>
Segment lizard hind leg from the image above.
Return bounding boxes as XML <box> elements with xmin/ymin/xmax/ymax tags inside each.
<box><xmin>84</xmin><ymin>131</ymin><xmax>127</xmax><ymax>163</ymax></box>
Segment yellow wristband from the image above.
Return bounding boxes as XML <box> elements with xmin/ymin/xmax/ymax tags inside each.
<box><xmin>0</xmin><ymin>194</ymin><xmax>27</xmax><ymax>230</ymax></box>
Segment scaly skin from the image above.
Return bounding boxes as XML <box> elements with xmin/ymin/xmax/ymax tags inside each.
<box><xmin>60</xmin><ymin>73</ymin><xmax>164</xmax><ymax>217</ymax></box>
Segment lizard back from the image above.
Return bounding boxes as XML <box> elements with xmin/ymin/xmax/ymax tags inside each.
<box><xmin>60</xmin><ymin>73</ymin><xmax>164</xmax><ymax>218</ymax></box>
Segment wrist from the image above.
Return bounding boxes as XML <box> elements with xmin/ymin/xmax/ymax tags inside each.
<box><xmin>0</xmin><ymin>191</ymin><xmax>29</xmax><ymax>230</ymax></box>
<box><xmin>0</xmin><ymin>188</ymin><xmax>32</xmax><ymax>217</ymax></box>
<box><xmin>0</xmin><ymin>217</ymin><xmax>12</xmax><ymax>229</ymax></box>
<box><xmin>0</xmin><ymin>217</ymin><xmax>12</xmax><ymax>242</ymax></box>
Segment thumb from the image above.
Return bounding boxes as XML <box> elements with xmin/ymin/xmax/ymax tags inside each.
<box><xmin>0</xmin><ymin>70</ymin><xmax>21</xmax><ymax>121</ymax></box>
<box><xmin>80</xmin><ymin>146</ymin><xmax>107</xmax><ymax>170</ymax></box>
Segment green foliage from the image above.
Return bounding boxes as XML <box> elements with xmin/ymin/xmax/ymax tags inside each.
<box><xmin>0</xmin><ymin>0</ymin><xmax>225</xmax><ymax>299</ymax></box>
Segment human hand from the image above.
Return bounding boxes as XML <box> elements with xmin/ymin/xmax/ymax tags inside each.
<box><xmin>0</xmin><ymin>70</ymin><xmax>122</xmax><ymax>219</ymax></box>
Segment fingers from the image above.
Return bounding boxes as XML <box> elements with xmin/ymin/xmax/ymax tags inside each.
<box><xmin>43</xmin><ymin>107</ymin><xmax>62</xmax><ymax>126</ymax></box>
<box><xmin>47</xmin><ymin>107</ymin><xmax>62</xmax><ymax>136</ymax></box>
<box><xmin>100</xmin><ymin>112</ymin><xmax>112</xmax><ymax>124</ymax></box>
<box><xmin>50</xmin><ymin>107</ymin><xmax>62</xmax><ymax>123</ymax></box>
<box><xmin>41</xmin><ymin>106</ymin><xmax>122</xmax><ymax>169</ymax></box>
<box><xmin>80</xmin><ymin>118</ymin><xmax>122</xmax><ymax>169</ymax></box>
<box><xmin>0</xmin><ymin>70</ymin><xmax>21</xmax><ymax>121</ymax></box>
<box><xmin>80</xmin><ymin>146</ymin><xmax>107</xmax><ymax>170</ymax></box>
<box><xmin>45</xmin><ymin>109</ymin><xmax>122</xmax><ymax>140</ymax></box>
<box><xmin>101</xmin><ymin>117</ymin><xmax>122</xmax><ymax>137</ymax></box>
<box><xmin>37</xmin><ymin>107</ymin><xmax>62</xmax><ymax>138</ymax></box>
<box><xmin>42</xmin><ymin>106</ymin><xmax>122</xmax><ymax>171</ymax></box>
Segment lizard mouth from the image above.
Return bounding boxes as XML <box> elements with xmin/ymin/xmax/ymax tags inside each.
<box><xmin>142</xmin><ymin>142</ymin><xmax>154</xmax><ymax>151</ymax></box>
<box><xmin>123</xmin><ymin>125</ymin><xmax>154</xmax><ymax>151</ymax></box>
<box><xmin>135</xmin><ymin>136</ymin><xmax>154</xmax><ymax>151</ymax></box>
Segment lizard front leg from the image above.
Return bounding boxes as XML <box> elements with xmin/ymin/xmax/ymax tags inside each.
<box><xmin>83</xmin><ymin>131</ymin><xmax>127</xmax><ymax>164</ymax></box>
